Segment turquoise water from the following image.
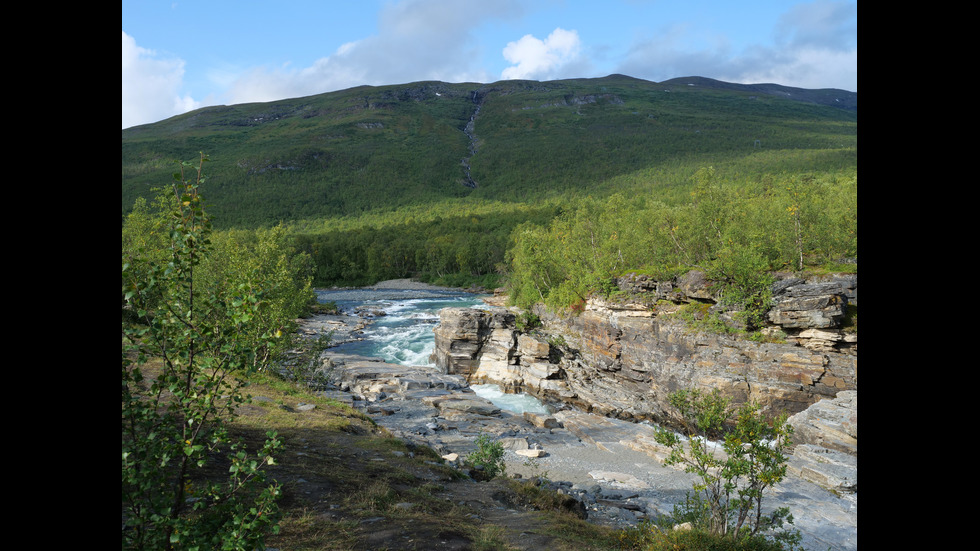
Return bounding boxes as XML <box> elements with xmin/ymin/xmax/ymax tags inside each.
<box><xmin>316</xmin><ymin>287</ymin><xmax>549</xmax><ymax>413</ymax></box>
<box><xmin>316</xmin><ymin>288</ymin><xmax>488</xmax><ymax>367</ymax></box>
<box><xmin>470</xmin><ymin>383</ymin><xmax>551</xmax><ymax>414</ymax></box>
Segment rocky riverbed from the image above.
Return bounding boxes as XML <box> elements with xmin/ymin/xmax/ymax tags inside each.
<box><xmin>296</xmin><ymin>280</ymin><xmax>858</xmax><ymax>550</ymax></box>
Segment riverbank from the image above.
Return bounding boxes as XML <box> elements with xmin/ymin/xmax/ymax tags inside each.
<box><xmin>364</xmin><ymin>278</ymin><xmax>474</xmax><ymax>291</ymax></box>
<box><xmin>312</xmin><ymin>349</ymin><xmax>857</xmax><ymax>550</ymax></box>
<box><xmin>298</xmin><ymin>284</ymin><xmax>858</xmax><ymax>550</ymax></box>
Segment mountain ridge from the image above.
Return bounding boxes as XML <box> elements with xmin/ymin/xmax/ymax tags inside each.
<box><xmin>122</xmin><ymin>74</ymin><xmax>856</xmax><ymax>229</ymax></box>
<box><xmin>122</xmin><ymin>73</ymin><xmax>856</xmax><ymax>134</ymax></box>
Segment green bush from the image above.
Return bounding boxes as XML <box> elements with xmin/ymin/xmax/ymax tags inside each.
<box><xmin>466</xmin><ymin>433</ymin><xmax>506</xmax><ymax>480</ymax></box>
<box><xmin>652</xmin><ymin>389</ymin><xmax>801</xmax><ymax>548</ymax></box>
<box><xmin>515</xmin><ymin>311</ymin><xmax>541</xmax><ymax>332</ymax></box>
<box><xmin>308</xmin><ymin>300</ymin><xmax>340</xmax><ymax>315</ymax></box>
<box><xmin>122</xmin><ymin>154</ymin><xmax>286</xmax><ymax>550</ymax></box>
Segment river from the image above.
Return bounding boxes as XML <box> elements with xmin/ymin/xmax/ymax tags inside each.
<box><xmin>315</xmin><ymin>284</ymin><xmax>550</xmax><ymax>414</ymax></box>
<box><xmin>313</xmin><ymin>282</ymin><xmax>857</xmax><ymax>550</ymax></box>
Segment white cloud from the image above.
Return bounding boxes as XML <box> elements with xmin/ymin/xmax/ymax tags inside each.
<box><xmin>122</xmin><ymin>31</ymin><xmax>200</xmax><ymax>128</ymax></box>
<box><xmin>501</xmin><ymin>28</ymin><xmax>585</xmax><ymax>81</ymax></box>
<box><xmin>732</xmin><ymin>47</ymin><xmax>857</xmax><ymax>91</ymax></box>
<box><xmin>775</xmin><ymin>0</ymin><xmax>857</xmax><ymax>52</ymax></box>
<box><xmin>613</xmin><ymin>1</ymin><xmax>856</xmax><ymax>92</ymax></box>
<box><xmin>224</xmin><ymin>0</ymin><xmax>522</xmax><ymax>106</ymax></box>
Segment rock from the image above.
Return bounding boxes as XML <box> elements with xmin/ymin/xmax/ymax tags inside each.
<box><xmin>498</xmin><ymin>437</ymin><xmax>529</xmax><ymax>450</ymax></box>
<box><xmin>555</xmin><ymin>493</ymin><xmax>588</xmax><ymax>519</ymax></box>
<box><xmin>430</xmin><ymin>307</ymin><xmax>516</xmax><ymax>376</ymax></box>
<box><xmin>516</xmin><ymin>448</ymin><xmax>546</xmax><ymax>458</ymax></box>
<box><xmin>588</xmin><ymin>471</ymin><xmax>650</xmax><ymax>490</ymax></box>
<box><xmin>795</xmin><ymin>328</ymin><xmax>846</xmax><ymax>352</ymax></box>
<box><xmin>788</xmin><ymin>445</ymin><xmax>857</xmax><ymax>493</ymax></box>
<box><xmin>767</xmin><ymin>282</ymin><xmax>848</xmax><ymax>329</ymax></box>
<box><xmin>523</xmin><ymin>411</ymin><xmax>560</xmax><ymax>428</ymax></box>
<box><xmin>783</xmin><ymin>391</ymin><xmax>857</xmax><ymax>493</ymax></box>
<box><xmin>787</xmin><ymin>391</ymin><xmax>857</xmax><ymax>456</ymax></box>
<box><xmin>431</xmin><ymin>280</ymin><xmax>857</xmax><ymax>424</ymax></box>
<box><xmin>433</xmin><ymin>299</ymin><xmax>857</xmax><ymax>424</ymax></box>
<box><xmin>675</xmin><ymin>270</ymin><xmax>714</xmax><ymax>300</ymax></box>
<box><xmin>442</xmin><ymin>453</ymin><xmax>460</xmax><ymax>462</ymax></box>
<box><xmin>517</xmin><ymin>334</ymin><xmax>551</xmax><ymax>359</ymax></box>
<box><xmin>423</xmin><ymin>394</ymin><xmax>501</xmax><ymax>416</ymax></box>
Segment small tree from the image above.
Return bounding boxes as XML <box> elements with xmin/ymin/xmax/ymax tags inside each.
<box><xmin>466</xmin><ymin>433</ymin><xmax>506</xmax><ymax>480</ymax></box>
<box><xmin>122</xmin><ymin>154</ymin><xmax>284</xmax><ymax>550</ymax></box>
<box><xmin>654</xmin><ymin>388</ymin><xmax>800</xmax><ymax>546</ymax></box>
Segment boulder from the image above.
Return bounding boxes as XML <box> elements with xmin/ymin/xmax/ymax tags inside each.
<box><xmin>767</xmin><ymin>282</ymin><xmax>848</xmax><ymax>329</ymax></box>
<box><xmin>516</xmin><ymin>448</ymin><xmax>547</xmax><ymax>458</ymax></box>
<box><xmin>675</xmin><ymin>270</ymin><xmax>715</xmax><ymax>300</ymax></box>
<box><xmin>423</xmin><ymin>394</ymin><xmax>501</xmax><ymax>416</ymax></box>
<box><xmin>517</xmin><ymin>334</ymin><xmax>551</xmax><ymax>360</ymax></box>
<box><xmin>787</xmin><ymin>390</ymin><xmax>857</xmax><ymax>456</ymax></box>
<box><xmin>523</xmin><ymin>411</ymin><xmax>560</xmax><ymax>429</ymax></box>
<box><xmin>498</xmin><ymin>437</ymin><xmax>529</xmax><ymax>450</ymax></box>
<box><xmin>430</xmin><ymin>307</ymin><xmax>516</xmax><ymax>376</ymax></box>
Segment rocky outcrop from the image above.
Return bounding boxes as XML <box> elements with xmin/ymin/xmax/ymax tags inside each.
<box><xmin>787</xmin><ymin>390</ymin><xmax>857</xmax><ymax>455</ymax></box>
<box><xmin>430</xmin><ymin>308</ymin><xmax>518</xmax><ymax>383</ymax></box>
<box><xmin>302</xmin><ymin>309</ymin><xmax>855</xmax><ymax>545</ymax></box>
<box><xmin>431</xmin><ymin>272</ymin><xmax>858</xmax><ymax>430</ymax></box>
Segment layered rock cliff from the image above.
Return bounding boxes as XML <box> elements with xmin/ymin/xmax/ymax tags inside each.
<box><xmin>431</xmin><ymin>271</ymin><xmax>857</xmax><ymax>440</ymax></box>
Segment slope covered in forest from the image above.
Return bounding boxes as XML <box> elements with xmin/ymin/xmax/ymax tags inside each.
<box><xmin>122</xmin><ymin>74</ymin><xmax>856</xmax><ymax>230</ymax></box>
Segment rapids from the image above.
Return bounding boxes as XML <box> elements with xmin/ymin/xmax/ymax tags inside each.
<box><xmin>315</xmin><ymin>286</ymin><xmax>550</xmax><ymax>414</ymax></box>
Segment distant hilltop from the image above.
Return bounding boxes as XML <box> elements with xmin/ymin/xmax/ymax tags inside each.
<box><xmin>122</xmin><ymin>73</ymin><xmax>856</xmax><ymax>230</ymax></box>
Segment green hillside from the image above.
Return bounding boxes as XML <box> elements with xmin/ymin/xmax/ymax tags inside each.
<box><xmin>122</xmin><ymin>74</ymin><xmax>855</xmax><ymax>227</ymax></box>
<box><xmin>122</xmin><ymin>74</ymin><xmax>856</xmax><ymax>290</ymax></box>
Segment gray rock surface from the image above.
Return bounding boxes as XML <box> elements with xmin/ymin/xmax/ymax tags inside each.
<box><xmin>306</xmin><ymin>346</ymin><xmax>856</xmax><ymax>550</ymax></box>
<box><xmin>298</xmin><ymin>276</ymin><xmax>858</xmax><ymax>550</ymax></box>
<box><xmin>432</xmin><ymin>302</ymin><xmax>856</xmax><ymax>427</ymax></box>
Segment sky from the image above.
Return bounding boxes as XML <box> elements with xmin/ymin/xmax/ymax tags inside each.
<box><xmin>122</xmin><ymin>0</ymin><xmax>857</xmax><ymax>129</ymax></box>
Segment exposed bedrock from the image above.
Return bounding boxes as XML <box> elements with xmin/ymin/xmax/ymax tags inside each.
<box><xmin>431</xmin><ymin>272</ymin><xmax>858</xmax><ymax>445</ymax></box>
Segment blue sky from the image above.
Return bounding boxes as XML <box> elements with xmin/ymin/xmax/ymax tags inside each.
<box><xmin>122</xmin><ymin>0</ymin><xmax>857</xmax><ymax>128</ymax></box>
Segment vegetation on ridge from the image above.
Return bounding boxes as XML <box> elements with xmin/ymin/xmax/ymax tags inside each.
<box><xmin>505</xmin><ymin>167</ymin><xmax>856</xmax><ymax>319</ymax></box>
<box><xmin>123</xmin><ymin>75</ymin><xmax>855</xmax><ymax>292</ymax></box>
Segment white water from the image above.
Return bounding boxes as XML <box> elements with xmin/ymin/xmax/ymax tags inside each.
<box><xmin>319</xmin><ymin>288</ymin><xmax>487</xmax><ymax>365</ymax></box>
<box><xmin>316</xmin><ymin>287</ymin><xmax>550</xmax><ymax>414</ymax></box>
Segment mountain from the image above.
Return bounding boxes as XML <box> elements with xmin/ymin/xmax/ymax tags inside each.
<box><xmin>659</xmin><ymin>76</ymin><xmax>856</xmax><ymax>111</ymax></box>
<box><xmin>122</xmin><ymin>74</ymin><xmax>856</xmax><ymax>229</ymax></box>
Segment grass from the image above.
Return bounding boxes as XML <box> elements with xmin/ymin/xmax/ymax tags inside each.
<box><xmin>618</xmin><ymin>519</ymin><xmax>793</xmax><ymax>550</ymax></box>
<box><xmin>124</xmin><ymin>334</ymin><xmax>811</xmax><ymax>551</ymax></box>
<box><xmin>131</xmin><ymin>362</ymin><xmax>632</xmax><ymax>551</ymax></box>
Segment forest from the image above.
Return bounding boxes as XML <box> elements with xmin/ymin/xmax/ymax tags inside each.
<box><xmin>122</xmin><ymin>75</ymin><xmax>857</xmax><ymax>312</ymax></box>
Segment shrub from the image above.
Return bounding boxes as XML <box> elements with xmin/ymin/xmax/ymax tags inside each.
<box><xmin>466</xmin><ymin>433</ymin><xmax>506</xmax><ymax>480</ymax></box>
<box><xmin>653</xmin><ymin>389</ymin><xmax>801</xmax><ymax>548</ymax></box>
<box><xmin>122</xmin><ymin>154</ymin><xmax>285</xmax><ymax>550</ymax></box>
<box><xmin>515</xmin><ymin>311</ymin><xmax>541</xmax><ymax>332</ymax></box>
<box><xmin>308</xmin><ymin>300</ymin><xmax>340</xmax><ymax>315</ymax></box>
